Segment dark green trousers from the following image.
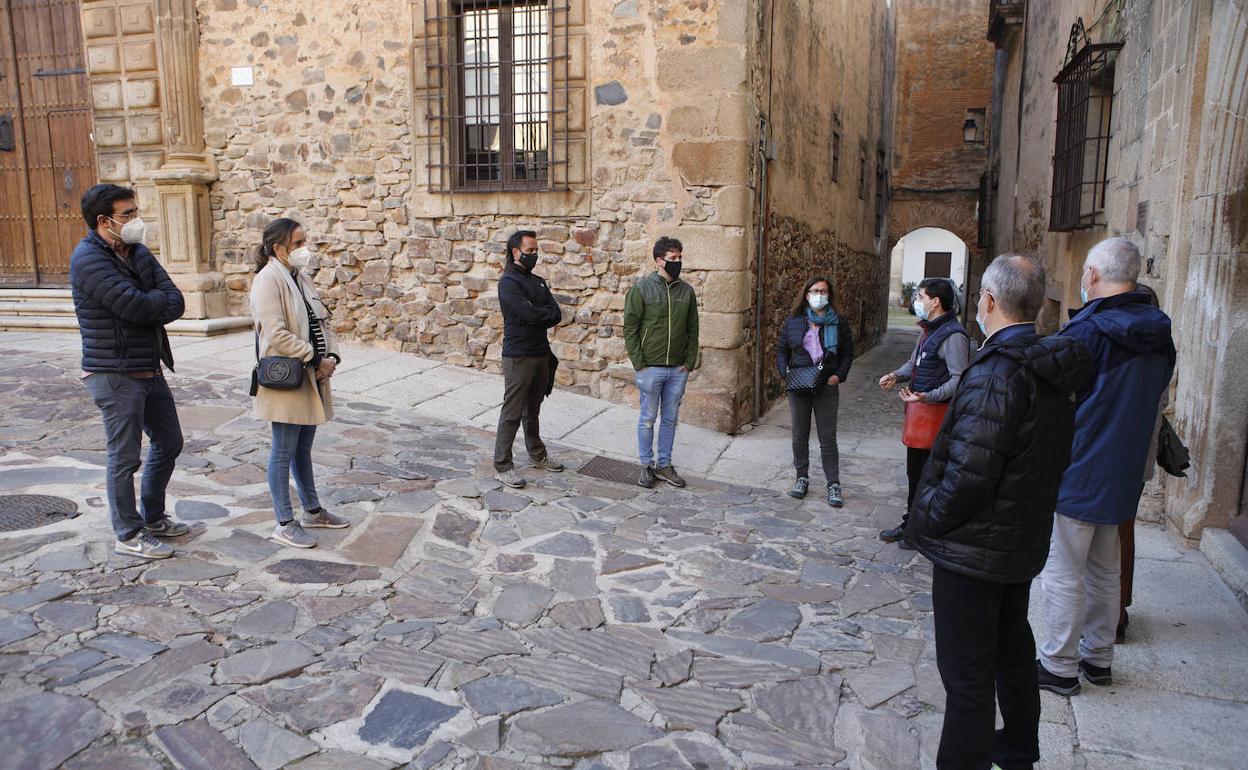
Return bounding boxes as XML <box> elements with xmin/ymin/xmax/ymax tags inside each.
<box><xmin>493</xmin><ymin>355</ymin><xmax>550</xmax><ymax>472</ymax></box>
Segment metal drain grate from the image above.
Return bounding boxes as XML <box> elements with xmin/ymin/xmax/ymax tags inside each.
<box><xmin>575</xmin><ymin>455</ymin><xmax>641</xmax><ymax>485</ymax></box>
<box><xmin>0</xmin><ymin>495</ymin><xmax>79</xmax><ymax>533</ymax></box>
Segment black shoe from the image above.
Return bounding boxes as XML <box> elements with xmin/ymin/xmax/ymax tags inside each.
<box><xmin>1079</xmin><ymin>660</ymin><xmax>1112</xmax><ymax>686</ymax></box>
<box><xmin>826</xmin><ymin>483</ymin><xmax>843</xmax><ymax>508</ymax></box>
<box><xmin>898</xmin><ymin>538</ymin><xmax>915</xmax><ymax>551</ymax></box>
<box><xmin>1036</xmin><ymin>660</ymin><xmax>1081</xmax><ymax>696</ymax></box>
<box><xmin>789</xmin><ymin>476</ymin><xmax>809</xmax><ymax>499</ymax></box>
<box><xmin>654</xmin><ymin>465</ymin><xmax>687</xmax><ymax>488</ymax></box>
<box><xmin>638</xmin><ymin>465</ymin><xmax>656</xmax><ymax>488</ymax></box>
<box><xmin>879</xmin><ymin>525</ymin><xmax>905</xmax><ymax>543</ymax></box>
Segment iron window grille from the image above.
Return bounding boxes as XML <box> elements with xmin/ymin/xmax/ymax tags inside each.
<box><xmin>977</xmin><ymin>169</ymin><xmax>996</xmax><ymax>248</ymax></box>
<box><xmin>1049</xmin><ymin>32</ymin><xmax>1122</xmax><ymax>231</ymax></box>
<box><xmin>421</xmin><ymin>0</ymin><xmax>570</xmax><ymax>192</ymax></box>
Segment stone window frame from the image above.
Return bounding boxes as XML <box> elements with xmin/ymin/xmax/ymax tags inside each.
<box><xmin>857</xmin><ymin>144</ymin><xmax>867</xmax><ymax>200</ymax></box>
<box><xmin>830</xmin><ymin>112</ymin><xmax>842</xmax><ymax>184</ymax></box>
<box><xmin>1049</xmin><ymin>39</ymin><xmax>1122</xmax><ymax>232</ymax></box>
<box><xmin>874</xmin><ymin>148</ymin><xmax>887</xmax><ymax>238</ymax></box>
<box><xmin>410</xmin><ymin>0</ymin><xmax>590</xmax><ymax>218</ymax></box>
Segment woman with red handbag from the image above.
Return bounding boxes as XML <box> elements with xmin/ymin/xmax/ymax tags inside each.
<box><xmin>877</xmin><ymin>278</ymin><xmax>969</xmax><ymax>546</ymax></box>
<box><xmin>776</xmin><ymin>276</ymin><xmax>855</xmax><ymax>507</ymax></box>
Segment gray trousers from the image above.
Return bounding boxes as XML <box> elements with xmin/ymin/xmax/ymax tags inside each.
<box><xmin>493</xmin><ymin>355</ymin><xmax>549</xmax><ymax>472</ymax></box>
<box><xmin>82</xmin><ymin>373</ymin><xmax>183</xmax><ymax>540</ymax></box>
<box><xmin>1039</xmin><ymin>513</ymin><xmax>1121</xmax><ymax>677</ymax></box>
<box><xmin>788</xmin><ymin>384</ymin><xmax>840</xmax><ymax>484</ymax></box>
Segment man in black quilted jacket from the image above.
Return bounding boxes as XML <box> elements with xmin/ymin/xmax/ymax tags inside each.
<box><xmin>906</xmin><ymin>255</ymin><xmax>1092</xmax><ymax>770</ymax></box>
<box><xmin>71</xmin><ymin>184</ymin><xmax>188</xmax><ymax>560</ymax></box>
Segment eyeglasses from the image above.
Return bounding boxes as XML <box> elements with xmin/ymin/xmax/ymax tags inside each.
<box><xmin>973</xmin><ymin>288</ymin><xmax>993</xmax><ymax>304</ymax></box>
<box><xmin>109</xmin><ymin>207</ymin><xmax>140</xmax><ymax>223</ymax></box>
<box><xmin>807</xmin><ymin>289</ymin><xmax>829</xmax><ymax>295</ymax></box>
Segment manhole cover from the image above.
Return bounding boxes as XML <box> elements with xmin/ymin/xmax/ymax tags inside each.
<box><xmin>0</xmin><ymin>495</ymin><xmax>79</xmax><ymax>532</ymax></box>
<box><xmin>576</xmin><ymin>455</ymin><xmax>641</xmax><ymax>485</ymax></box>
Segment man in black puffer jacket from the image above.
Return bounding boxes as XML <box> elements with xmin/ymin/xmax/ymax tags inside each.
<box><xmin>71</xmin><ymin>184</ymin><xmax>188</xmax><ymax>560</ymax></box>
<box><xmin>906</xmin><ymin>255</ymin><xmax>1091</xmax><ymax>770</ymax></box>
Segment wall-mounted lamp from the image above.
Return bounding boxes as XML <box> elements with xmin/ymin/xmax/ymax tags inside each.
<box><xmin>963</xmin><ymin>118</ymin><xmax>979</xmax><ymax>143</ymax></box>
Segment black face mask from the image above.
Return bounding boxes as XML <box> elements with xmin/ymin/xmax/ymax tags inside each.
<box><xmin>662</xmin><ymin>260</ymin><xmax>682</xmax><ymax>280</ymax></box>
<box><xmin>518</xmin><ymin>251</ymin><xmax>539</xmax><ymax>271</ymax></box>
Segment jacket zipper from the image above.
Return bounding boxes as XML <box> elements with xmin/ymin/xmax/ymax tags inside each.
<box><xmin>665</xmin><ymin>281</ymin><xmax>673</xmax><ymax>365</ymax></box>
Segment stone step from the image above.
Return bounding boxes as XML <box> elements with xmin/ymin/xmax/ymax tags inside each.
<box><xmin>0</xmin><ymin>300</ymin><xmax>77</xmax><ymax>317</ymax></box>
<box><xmin>0</xmin><ymin>288</ymin><xmax>73</xmax><ymax>300</ymax></box>
<box><xmin>0</xmin><ymin>314</ymin><xmax>253</xmax><ymax>337</ymax></box>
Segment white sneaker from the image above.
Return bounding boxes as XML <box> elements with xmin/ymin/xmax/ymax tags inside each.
<box><xmin>114</xmin><ymin>532</ymin><xmax>174</xmax><ymax>560</ymax></box>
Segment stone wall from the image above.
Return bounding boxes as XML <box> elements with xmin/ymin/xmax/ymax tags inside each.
<box><xmin>986</xmin><ymin>0</ymin><xmax>1248</xmax><ymax>539</ymax></box>
<box><xmin>751</xmin><ymin>0</ymin><xmax>894</xmax><ymax>414</ymax></box>
<box><xmin>195</xmin><ymin>0</ymin><xmax>756</xmax><ymax>432</ymax></box>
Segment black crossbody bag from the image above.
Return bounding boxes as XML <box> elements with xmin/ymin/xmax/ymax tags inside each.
<box><xmin>249</xmin><ymin>280</ymin><xmax>312</xmax><ymax>396</ymax></box>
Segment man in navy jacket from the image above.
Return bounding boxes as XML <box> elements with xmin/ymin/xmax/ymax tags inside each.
<box><xmin>1037</xmin><ymin>237</ymin><xmax>1176</xmax><ymax>696</ymax></box>
<box><xmin>71</xmin><ymin>184</ymin><xmax>188</xmax><ymax>560</ymax></box>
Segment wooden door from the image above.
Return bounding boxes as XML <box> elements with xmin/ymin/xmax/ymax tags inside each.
<box><xmin>924</xmin><ymin>251</ymin><xmax>952</xmax><ymax>278</ymax></box>
<box><xmin>0</xmin><ymin>0</ymin><xmax>96</xmax><ymax>287</ymax></box>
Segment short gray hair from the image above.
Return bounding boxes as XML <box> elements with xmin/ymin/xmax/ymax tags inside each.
<box><xmin>1086</xmin><ymin>237</ymin><xmax>1141</xmax><ymax>284</ymax></box>
<box><xmin>982</xmin><ymin>254</ymin><xmax>1046</xmax><ymax>322</ymax></box>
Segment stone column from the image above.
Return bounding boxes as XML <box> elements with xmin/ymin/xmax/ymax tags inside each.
<box><xmin>151</xmin><ymin>0</ymin><xmax>225</xmax><ymax>320</ymax></box>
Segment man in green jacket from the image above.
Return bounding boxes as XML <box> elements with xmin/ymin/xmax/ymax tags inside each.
<box><xmin>623</xmin><ymin>236</ymin><xmax>700</xmax><ymax>488</ymax></box>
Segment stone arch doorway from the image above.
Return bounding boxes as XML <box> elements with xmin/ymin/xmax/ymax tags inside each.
<box><xmin>886</xmin><ymin>195</ymin><xmax>986</xmax><ymax>325</ymax></box>
<box><xmin>888</xmin><ymin>227</ymin><xmax>968</xmax><ymax>312</ymax></box>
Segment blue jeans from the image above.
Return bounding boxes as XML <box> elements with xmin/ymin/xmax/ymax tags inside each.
<box><xmin>83</xmin><ymin>373</ymin><xmax>183</xmax><ymax>540</ymax></box>
<box><xmin>268</xmin><ymin>423</ymin><xmax>320</xmax><ymax>525</ymax></box>
<box><xmin>635</xmin><ymin>366</ymin><xmax>688</xmax><ymax>468</ymax></box>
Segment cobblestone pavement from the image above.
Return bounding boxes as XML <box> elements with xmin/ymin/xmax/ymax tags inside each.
<box><xmin>1</xmin><ymin>330</ymin><xmax>1246</xmax><ymax>769</ymax></box>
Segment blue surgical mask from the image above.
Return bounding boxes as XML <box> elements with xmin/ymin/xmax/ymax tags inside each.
<box><xmin>976</xmin><ymin>312</ymin><xmax>987</xmax><ymax>337</ymax></box>
<box><xmin>913</xmin><ymin>297</ymin><xmax>928</xmax><ymax>321</ymax></box>
<box><xmin>1080</xmin><ymin>285</ymin><xmax>1089</xmax><ymax>305</ymax></box>
<box><xmin>808</xmin><ymin>293</ymin><xmax>828</xmax><ymax>311</ymax></box>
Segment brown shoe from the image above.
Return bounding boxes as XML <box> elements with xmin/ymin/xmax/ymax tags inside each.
<box><xmin>653</xmin><ymin>465</ymin><xmax>686</xmax><ymax>488</ymax></box>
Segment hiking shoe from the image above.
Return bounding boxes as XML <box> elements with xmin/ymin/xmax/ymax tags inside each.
<box><xmin>654</xmin><ymin>465</ymin><xmax>687</xmax><ymax>488</ymax></box>
<box><xmin>638</xmin><ymin>464</ymin><xmax>656</xmax><ymax>488</ymax></box>
<box><xmin>789</xmin><ymin>476</ymin><xmax>809</xmax><ymax>499</ymax></box>
<box><xmin>1079</xmin><ymin>660</ymin><xmax>1112</xmax><ymax>686</ymax></box>
<box><xmin>826</xmin><ymin>482</ymin><xmax>844</xmax><ymax>508</ymax></box>
<box><xmin>530</xmin><ymin>456</ymin><xmax>565</xmax><ymax>473</ymax></box>
<box><xmin>301</xmin><ymin>507</ymin><xmax>350</xmax><ymax>529</ymax></box>
<box><xmin>495</xmin><ymin>469</ymin><xmax>527</xmax><ymax>489</ymax></box>
<box><xmin>879</xmin><ymin>525</ymin><xmax>905</xmax><ymax>543</ymax></box>
<box><xmin>1036</xmin><ymin>660</ymin><xmax>1081</xmax><ymax>696</ymax></box>
<box><xmin>144</xmin><ymin>517</ymin><xmax>190</xmax><ymax>538</ymax></box>
<box><xmin>272</xmin><ymin>521</ymin><xmax>317</xmax><ymax>549</ymax></box>
<box><xmin>114</xmin><ymin>532</ymin><xmax>174</xmax><ymax>560</ymax></box>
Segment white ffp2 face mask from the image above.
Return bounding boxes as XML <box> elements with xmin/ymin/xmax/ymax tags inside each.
<box><xmin>109</xmin><ymin>216</ymin><xmax>147</xmax><ymax>244</ymax></box>
<box><xmin>287</xmin><ymin>246</ymin><xmax>313</xmax><ymax>270</ymax></box>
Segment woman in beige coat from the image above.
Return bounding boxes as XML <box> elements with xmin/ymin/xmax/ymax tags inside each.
<box><xmin>251</xmin><ymin>217</ymin><xmax>348</xmax><ymax>548</ymax></box>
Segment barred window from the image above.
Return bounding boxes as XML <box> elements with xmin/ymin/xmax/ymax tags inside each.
<box><xmin>421</xmin><ymin>0</ymin><xmax>570</xmax><ymax>192</ymax></box>
<box><xmin>1050</xmin><ymin>33</ymin><xmax>1122</xmax><ymax>231</ymax></box>
<box><xmin>977</xmin><ymin>169</ymin><xmax>995</xmax><ymax>248</ymax></box>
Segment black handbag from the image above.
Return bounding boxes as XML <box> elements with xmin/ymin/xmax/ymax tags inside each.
<box><xmin>1156</xmin><ymin>415</ymin><xmax>1190</xmax><ymax>477</ymax></box>
<box><xmin>785</xmin><ymin>361</ymin><xmax>825</xmax><ymax>394</ymax></box>
<box><xmin>250</xmin><ymin>332</ymin><xmax>305</xmax><ymax>396</ymax></box>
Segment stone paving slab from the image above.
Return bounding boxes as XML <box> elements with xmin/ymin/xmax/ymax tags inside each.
<box><xmin>1</xmin><ymin>330</ymin><xmax>1246</xmax><ymax>769</ymax></box>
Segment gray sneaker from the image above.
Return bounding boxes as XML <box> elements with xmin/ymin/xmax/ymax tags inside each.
<box><xmin>271</xmin><ymin>521</ymin><xmax>317</xmax><ymax>548</ymax></box>
<box><xmin>529</xmin><ymin>456</ymin><xmax>565</xmax><ymax>472</ymax></box>
<box><xmin>144</xmin><ymin>517</ymin><xmax>190</xmax><ymax>538</ymax></box>
<box><xmin>114</xmin><ymin>532</ymin><xmax>174</xmax><ymax>560</ymax></box>
<box><xmin>495</xmin><ymin>469</ymin><xmax>527</xmax><ymax>489</ymax></box>
<box><xmin>301</xmin><ymin>508</ymin><xmax>350</xmax><ymax>529</ymax></box>
<box><xmin>638</xmin><ymin>465</ymin><xmax>656</xmax><ymax>488</ymax></box>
